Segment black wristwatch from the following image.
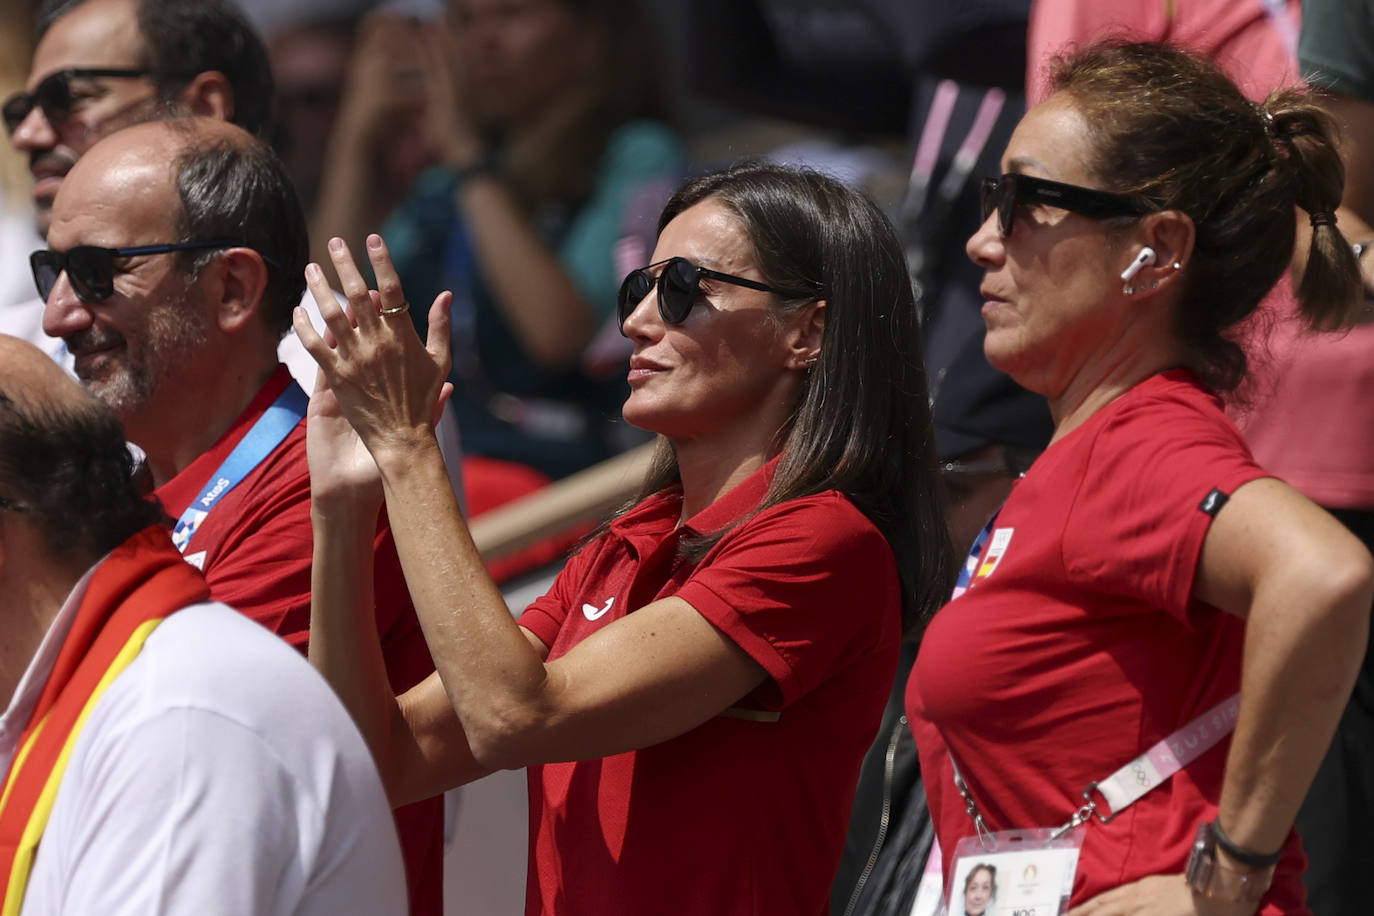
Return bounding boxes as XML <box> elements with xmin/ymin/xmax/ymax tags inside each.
<box><xmin>1184</xmin><ymin>821</ymin><xmax>1277</xmax><ymax>903</ymax></box>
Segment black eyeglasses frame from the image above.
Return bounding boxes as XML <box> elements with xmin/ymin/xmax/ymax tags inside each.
<box><xmin>980</xmin><ymin>173</ymin><xmax>1157</xmax><ymax>238</ymax></box>
<box><xmin>617</xmin><ymin>256</ymin><xmax>822</xmax><ymax>335</ymax></box>
<box><xmin>30</xmin><ymin>240</ymin><xmax>282</xmax><ymax>304</ymax></box>
<box><xmin>2</xmin><ymin>68</ymin><xmax>152</xmax><ymax>134</ymax></box>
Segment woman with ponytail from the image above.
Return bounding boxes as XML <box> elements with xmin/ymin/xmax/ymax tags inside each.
<box><xmin>909</xmin><ymin>41</ymin><xmax>1371</xmax><ymax>915</ymax></box>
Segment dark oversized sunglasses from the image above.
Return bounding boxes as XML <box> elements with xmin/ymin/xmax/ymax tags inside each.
<box><xmin>31</xmin><ymin>240</ymin><xmax>279</xmax><ymax>303</ymax></box>
<box><xmin>3</xmin><ymin>68</ymin><xmax>151</xmax><ymax>134</ymax></box>
<box><xmin>979</xmin><ymin>173</ymin><xmax>1156</xmax><ymax>237</ymax></box>
<box><xmin>617</xmin><ymin>256</ymin><xmax>822</xmax><ymax>334</ymax></box>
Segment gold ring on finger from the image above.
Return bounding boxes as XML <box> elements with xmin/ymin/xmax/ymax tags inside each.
<box><xmin>380</xmin><ymin>301</ymin><xmax>410</xmax><ymax>317</ymax></box>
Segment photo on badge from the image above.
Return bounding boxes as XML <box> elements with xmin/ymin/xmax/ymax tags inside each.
<box><xmin>948</xmin><ymin>829</ymin><xmax>1081</xmax><ymax>915</ymax></box>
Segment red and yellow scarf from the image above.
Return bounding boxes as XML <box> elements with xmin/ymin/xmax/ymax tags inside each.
<box><xmin>0</xmin><ymin>526</ymin><xmax>208</xmax><ymax>914</ymax></box>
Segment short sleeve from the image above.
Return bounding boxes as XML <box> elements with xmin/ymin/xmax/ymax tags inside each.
<box><xmin>675</xmin><ymin>493</ymin><xmax>900</xmax><ymax>706</ymax></box>
<box><xmin>518</xmin><ymin>539</ymin><xmax>604</xmax><ymax>649</ymax></box>
<box><xmin>557</xmin><ymin>121</ymin><xmax>686</xmax><ymax>320</ymax></box>
<box><xmin>1060</xmin><ymin>396</ymin><xmax>1267</xmax><ymax>622</ymax></box>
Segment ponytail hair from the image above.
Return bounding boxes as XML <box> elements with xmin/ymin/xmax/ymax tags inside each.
<box><xmin>1051</xmin><ymin>41</ymin><xmax>1363</xmax><ymax>390</ymax></box>
<box><xmin>1266</xmin><ymin>91</ymin><xmax>1364</xmax><ymax>329</ymax></box>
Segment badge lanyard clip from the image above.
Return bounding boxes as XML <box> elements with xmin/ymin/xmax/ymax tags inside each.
<box><xmin>953</xmin><ymin>763</ymin><xmax>997</xmax><ymax>852</ymax></box>
<box><xmin>1048</xmin><ymin>790</ymin><xmax>1100</xmax><ymax>841</ymax></box>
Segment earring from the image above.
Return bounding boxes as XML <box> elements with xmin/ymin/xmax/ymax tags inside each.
<box><xmin>1123</xmin><ymin>283</ymin><xmax>1136</xmax><ymax>296</ymax></box>
<box><xmin>1172</xmin><ymin>261</ymin><xmax>1182</xmax><ymax>270</ymax></box>
<box><xmin>1148</xmin><ymin>279</ymin><xmax>1159</xmax><ymax>290</ymax></box>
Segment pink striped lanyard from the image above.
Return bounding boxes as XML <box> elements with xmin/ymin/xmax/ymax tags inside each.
<box><xmin>950</xmin><ymin>693</ymin><xmax>1240</xmax><ymax>843</ymax></box>
<box><xmin>904</xmin><ymin>81</ymin><xmax>1006</xmax><ymax>220</ymax></box>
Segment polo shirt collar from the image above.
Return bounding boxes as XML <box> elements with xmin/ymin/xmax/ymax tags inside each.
<box><xmin>682</xmin><ymin>455</ymin><xmax>779</xmax><ymax>537</ymax></box>
<box><xmin>605</xmin><ymin>455</ymin><xmax>780</xmax><ymax>558</ymax></box>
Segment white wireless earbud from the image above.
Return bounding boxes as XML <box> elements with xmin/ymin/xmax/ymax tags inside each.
<box><xmin>1120</xmin><ymin>247</ymin><xmax>1157</xmax><ymax>282</ymax></box>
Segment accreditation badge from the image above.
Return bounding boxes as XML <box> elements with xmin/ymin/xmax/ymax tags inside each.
<box><xmin>946</xmin><ymin>829</ymin><xmax>1082</xmax><ymax>916</ymax></box>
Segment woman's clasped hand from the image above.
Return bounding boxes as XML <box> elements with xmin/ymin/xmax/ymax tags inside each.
<box><xmin>294</xmin><ymin>235</ymin><xmax>454</xmax><ymax>476</ymax></box>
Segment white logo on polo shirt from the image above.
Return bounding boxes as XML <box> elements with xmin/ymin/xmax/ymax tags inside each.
<box><xmin>582</xmin><ymin>597</ymin><xmax>615</xmax><ymax>620</ymax></box>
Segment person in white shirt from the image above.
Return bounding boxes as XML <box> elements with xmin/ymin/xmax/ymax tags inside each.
<box><xmin>0</xmin><ymin>333</ymin><xmax>407</xmax><ymax>915</ymax></box>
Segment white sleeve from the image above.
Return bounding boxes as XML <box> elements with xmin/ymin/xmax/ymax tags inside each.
<box><xmin>28</xmin><ymin>707</ymin><xmax>406</xmax><ymax>916</ymax></box>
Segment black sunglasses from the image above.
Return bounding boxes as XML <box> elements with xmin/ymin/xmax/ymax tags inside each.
<box><xmin>30</xmin><ymin>240</ymin><xmax>280</xmax><ymax>303</ymax></box>
<box><xmin>979</xmin><ymin>173</ymin><xmax>1156</xmax><ymax>237</ymax></box>
<box><xmin>3</xmin><ymin>68</ymin><xmax>151</xmax><ymax>134</ymax></box>
<box><xmin>617</xmin><ymin>257</ymin><xmax>822</xmax><ymax>334</ymax></box>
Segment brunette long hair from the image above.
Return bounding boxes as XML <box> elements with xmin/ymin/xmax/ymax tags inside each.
<box><xmin>614</xmin><ymin>162</ymin><xmax>954</xmax><ymax>634</ymax></box>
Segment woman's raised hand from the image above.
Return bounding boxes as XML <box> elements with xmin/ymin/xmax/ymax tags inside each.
<box><xmin>293</xmin><ymin>234</ymin><xmax>453</xmax><ymax>466</ymax></box>
<box><xmin>332</xmin><ymin>15</ymin><xmax>429</xmax><ymax>152</ymax></box>
<box><xmin>414</xmin><ymin>22</ymin><xmax>484</xmax><ymax>170</ymax></box>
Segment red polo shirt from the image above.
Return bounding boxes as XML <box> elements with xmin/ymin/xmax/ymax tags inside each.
<box><xmin>518</xmin><ymin>459</ymin><xmax>902</xmax><ymax>915</ymax></box>
<box><xmin>154</xmin><ymin>365</ymin><xmax>443</xmax><ymax>916</ymax></box>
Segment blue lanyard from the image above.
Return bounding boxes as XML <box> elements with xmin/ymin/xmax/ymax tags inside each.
<box><xmin>170</xmin><ymin>383</ymin><xmax>309</xmax><ymax>553</ymax></box>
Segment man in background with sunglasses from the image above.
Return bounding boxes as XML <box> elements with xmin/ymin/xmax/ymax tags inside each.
<box><xmin>8</xmin><ymin>0</ymin><xmax>273</xmax><ymax>240</ymax></box>
<box><xmin>3</xmin><ymin>0</ymin><xmax>465</xmax><ymax>491</ymax></box>
<box><xmin>0</xmin><ymin>0</ymin><xmax>265</xmax><ymax>360</ymax></box>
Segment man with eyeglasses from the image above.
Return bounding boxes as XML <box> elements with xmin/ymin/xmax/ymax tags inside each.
<box><xmin>30</xmin><ymin>115</ymin><xmax>445</xmax><ymax>915</ymax></box>
<box><xmin>9</xmin><ymin>0</ymin><xmax>271</xmax><ymax>240</ymax></box>
<box><xmin>0</xmin><ymin>0</ymin><xmax>254</xmax><ymax>359</ymax></box>
<box><xmin>0</xmin><ymin>332</ymin><xmax>407</xmax><ymax>914</ymax></box>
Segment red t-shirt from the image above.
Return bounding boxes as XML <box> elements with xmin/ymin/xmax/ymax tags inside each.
<box><xmin>517</xmin><ymin>460</ymin><xmax>902</xmax><ymax>915</ymax></box>
<box><xmin>154</xmin><ymin>366</ymin><xmax>443</xmax><ymax>916</ymax></box>
<box><xmin>909</xmin><ymin>371</ymin><xmax>1306</xmax><ymax>913</ymax></box>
